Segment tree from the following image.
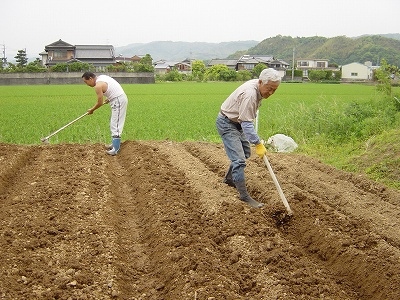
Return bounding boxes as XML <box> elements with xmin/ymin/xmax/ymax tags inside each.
<box><xmin>67</xmin><ymin>61</ymin><xmax>92</xmax><ymax>72</ymax></box>
<box><xmin>140</xmin><ymin>54</ymin><xmax>153</xmax><ymax>65</ymax></box>
<box><xmin>236</xmin><ymin>70</ymin><xmax>252</xmax><ymax>81</ymax></box>
<box><xmin>14</xmin><ymin>49</ymin><xmax>28</xmax><ymax>68</ymax></box>
<box><xmin>308</xmin><ymin>70</ymin><xmax>327</xmax><ymax>81</ymax></box>
<box><xmin>204</xmin><ymin>64</ymin><xmax>233</xmax><ymax>81</ymax></box>
<box><xmin>164</xmin><ymin>69</ymin><xmax>183</xmax><ymax>81</ymax></box>
<box><xmin>219</xmin><ymin>68</ymin><xmax>237</xmax><ymax>81</ymax></box>
<box><xmin>25</xmin><ymin>59</ymin><xmax>46</xmax><ymax>72</ymax></box>
<box><xmin>374</xmin><ymin>59</ymin><xmax>392</xmax><ymax>96</ymax></box>
<box><xmin>252</xmin><ymin>63</ymin><xmax>267</xmax><ymax>78</ymax></box>
<box><xmin>133</xmin><ymin>54</ymin><xmax>154</xmax><ymax>72</ymax></box>
<box><xmin>191</xmin><ymin>60</ymin><xmax>206</xmax><ymax>81</ymax></box>
<box><xmin>50</xmin><ymin>63</ymin><xmax>68</xmax><ymax>72</ymax></box>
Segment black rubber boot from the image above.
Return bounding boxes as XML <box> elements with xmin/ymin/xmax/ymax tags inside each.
<box><xmin>234</xmin><ymin>180</ymin><xmax>264</xmax><ymax>208</ymax></box>
<box><xmin>223</xmin><ymin>165</ymin><xmax>235</xmax><ymax>187</ymax></box>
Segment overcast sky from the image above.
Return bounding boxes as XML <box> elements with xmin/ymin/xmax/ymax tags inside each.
<box><xmin>2</xmin><ymin>0</ymin><xmax>399</xmax><ymax>59</ymax></box>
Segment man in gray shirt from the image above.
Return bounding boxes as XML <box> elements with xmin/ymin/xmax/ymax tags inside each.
<box><xmin>216</xmin><ymin>68</ymin><xmax>281</xmax><ymax>208</ymax></box>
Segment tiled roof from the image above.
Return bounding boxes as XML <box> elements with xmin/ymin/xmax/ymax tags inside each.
<box><xmin>208</xmin><ymin>59</ymin><xmax>237</xmax><ymax>66</ymax></box>
<box><xmin>75</xmin><ymin>45</ymin><xmax>115</xmax><ymax>59</ymax></box>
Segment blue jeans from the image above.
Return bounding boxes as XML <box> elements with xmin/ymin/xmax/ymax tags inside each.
<box><xmin>216</xmin><ymin>114</ymin><xmax>251</xmax><ymax>182</ymax></box>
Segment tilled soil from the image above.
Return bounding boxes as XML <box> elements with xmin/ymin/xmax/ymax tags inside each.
<box><xmin>0</xmin><ymin>141</ymin><xmax>399</xmax><ymax>300</ymax></box>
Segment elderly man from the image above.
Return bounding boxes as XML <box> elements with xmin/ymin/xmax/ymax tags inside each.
<box><xmin>216</xmin><ymin>68</ymin><xmax>281</xmax><ymax>208</ymax></box>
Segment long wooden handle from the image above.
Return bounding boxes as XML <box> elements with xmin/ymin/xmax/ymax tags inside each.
<box><xmin>263</xmin><ymin>154</ymin><xmax>293</xmax><ymax>216</ymax></box>
<box><xmin>42</xmin><ymin>112</ymin><xmax>88</xmax><ymax>141</ymax></box>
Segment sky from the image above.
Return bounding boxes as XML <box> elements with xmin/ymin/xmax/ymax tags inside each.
<box><xmin>1</xmin><ymin>0</ymin><xmax>399</xmax><ymax>60</ymax></box>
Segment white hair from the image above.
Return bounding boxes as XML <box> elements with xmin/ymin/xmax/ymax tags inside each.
<box><xmin>259</xmin><ymin>68</ymin><xmax>281</xmax><ymax>83</ymax></box>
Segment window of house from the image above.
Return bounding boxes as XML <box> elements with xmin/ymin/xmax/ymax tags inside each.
<box><xmin>53</xmin><ymin>50</ymin><xmax>67</xmax><ymax>58</ymax></box>
<box><xmin>351</xmin><ymin>72</ymin><xmax>358</xmax><ymax>76</ymax></box>
<box><xmin>317</xmin><ymin>62</ymin><xmax>326</xmax><ymax>68</ymax></box>
<box><xmin>299</xmin><ymin>61</ymin><xmax>309</xmax><ymax>67</ymax></box>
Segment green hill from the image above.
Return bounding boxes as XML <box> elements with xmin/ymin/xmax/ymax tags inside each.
<box><xmin>228</xmin><ymin>35</ymin><xmax>400</xmax><ymax>66</ymax></box>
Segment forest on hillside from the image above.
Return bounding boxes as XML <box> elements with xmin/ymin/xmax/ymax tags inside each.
<box><xmin>229</xmin><ymin>35</ymin><xmax>400</xmax><ymax>66</ymax></box>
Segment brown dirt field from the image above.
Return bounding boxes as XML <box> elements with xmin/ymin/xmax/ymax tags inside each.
<box><xmin>0</xmin><ymin>141</ymin><xmax>399</xmax><ymax>300</ymax></box>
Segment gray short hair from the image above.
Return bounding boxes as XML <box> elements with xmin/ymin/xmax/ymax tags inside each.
<box><xmin>259</xmin><ymin>68</ymin><xmax>281</xmax><ymax>83</ymax></box>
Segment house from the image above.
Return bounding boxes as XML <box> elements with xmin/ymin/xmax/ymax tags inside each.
<box><xmin>268</xmin><ymin>59</ymin><xmax>290</xmax><ymax>79</ymax></box>
<box><xmin>296</xmin><ymin>58</ymin><xmax>331</xmax><ymax>78</ymax></box>
<box><xmin>236</xmin><ymin>55</ymin><xmax>275</xmax><ymax>71</ymax></box>
<box><xmin>208</xmin><ymin>55</ymin><xmax>285</xmax><ymax>73</ymax></box>
<box><xmin>207</xmin><ymin>59</ymin><xmax>238</xmax><ymax>70</ymax></box>
<box><xmin>269</xmin><ymin>59</ymin><xmax>290</xmax><ymax>70</ymax></box>
<box><xmin>130</xmin><ymin>55</ymin><xmax>145</xmax><ymax>63</ymax></box>
<box><xmin>175</xmin><ymin>58</ymin><xmax>192</xmax><ymax>74</ymax></box>
<box><xmin>341</xmin><ymin>62</ymin><xmax>374</xmax><ymax>81</ymax></box>
<box><xmin>153</xmin><ymin>58</ymin><xmax>193</xmax><ymax>75</ymax></box>
<box><xmin>114</xmin><ymin>54</ymin><xmax>147</xmax><ymax>65</ymax></box>
<box><xmin>40</xmin><ymin>39</ymin><xmax>116</xmax><ymax>71</ymax></box>
<box><xmin>153</xmin><ymin>60</ymin><xmax>179</xmax><ymax>74</ymax></box>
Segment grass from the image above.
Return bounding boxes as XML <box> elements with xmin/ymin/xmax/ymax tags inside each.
<box><xmin>0</xmin><ymin>81</ymin><xmax>399</xmax><ymax>189</ymax></box>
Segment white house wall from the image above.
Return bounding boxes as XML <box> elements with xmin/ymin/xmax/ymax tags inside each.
<box><xmin>342</xmin><ymin>62</ymin><xmax>372</xmax><ymax>80</ymax></box>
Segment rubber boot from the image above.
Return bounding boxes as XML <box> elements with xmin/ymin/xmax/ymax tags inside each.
<box><xmin>234</xmin><ymin>180</ymin><xmax>264</xmax><ymax>208</ymax></box>
<box><xmin>223</xmin><ymin>165</ymin><xmax>235</xmax><ymax>187</ymax></box>
<box><xmin>106</xmin><ymin>137</ymin><xmax>121</xmax><ymax>156</ymax></box>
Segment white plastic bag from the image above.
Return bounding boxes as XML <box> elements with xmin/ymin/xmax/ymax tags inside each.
<box><xmin>266</xmin><ymin>134</ymin><xmax>298</xmax><ymax>153</ymax></box>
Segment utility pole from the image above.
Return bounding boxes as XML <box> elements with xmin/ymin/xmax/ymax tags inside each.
<box><xmin>291</xmin><ymin>47</ymin><xmax>295</xmax><ymax>81</ymax></box>
<box><xmin>1</xmin><ymin>44</ymin><xmax>7</xmax><ymax>68</ymax></box>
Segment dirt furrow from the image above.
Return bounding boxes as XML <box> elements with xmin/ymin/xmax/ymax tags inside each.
<box><xmin>276</xmin><ymin>154</ymin><xmax>400</xmax><ymax>246</ymax></box>
<box><xmin>103</xmin><ymin>149</ymin><xmax>155</xmax><ymax>298</ymax></box>
<box><xmin>0</xmin><ymin>145</ymin><xmax>118</xmax><ymax>299</ymax></box>
<box><xmin>0</xmin><ymin>145</ymin><xmax>36</xmax><ymax>196</ymax></box>
<box><xmin>181</xmin><ymin>141</ymin><xmax>400</xmax><ymax>299</ymax></box>
<box><xmin>144</xmin><ymin>141</ymin><xmax>360</xmax><ymax>299</ymax></box>
<box><xmin>250</xmin><ymin>154</ymin><xmax>400</xmax><ymax>299</ymax></box>
<box><xmin>1</xmin><ymin>142</ymin><xmax>399</xmax><ymax>299</ymax></box>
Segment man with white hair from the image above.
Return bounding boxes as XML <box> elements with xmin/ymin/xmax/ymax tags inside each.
<box><xmin>216</xmin><ymin>68</ymin><xmax>281</xmax><ymax>208</ymax></box>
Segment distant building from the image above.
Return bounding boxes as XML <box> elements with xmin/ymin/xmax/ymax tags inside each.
<box><xmin>207</xmin><ymin>55</ymin><xmax>289</xmax><ymax>78</ymax></box>
<box><xmin>153</xmin><ymin>58</ymin><xmax>193</xmax><ymax>75</ymax></box>
<box><xmin>296</xmin><ymin>58</ymin><xmax>333</xmax><ymax>78</ymax></box>
<box><xmin>207</xmin><ymin>59</ymin><xmax>238</xmax><ymax>70</ymax></box>
<box><xmin>236</xmin><ymin>55</ymin><xmax>275</xmax><ymax>71</ymax></box>
<box><xmin>153</xmin><ymin>60</ymin><xmax>179</xmax><ymax>74</ymax></box>
<box><xmin>341</xmin><ymin>62</ymin><xmax>375</xmax><ymax>81</ymax></box>
<box><xmin>40</xmin><ymin>39</ymin><xmax>116</xmax><ymax>71</ymax></box>
<box><xmin>175</xmin><ymin>58</ymin><xmax>192</xmax><ymax>74</ymax></box>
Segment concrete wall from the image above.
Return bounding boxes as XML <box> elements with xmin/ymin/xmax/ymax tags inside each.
<box><xmin>0</xmin><ymin>72</ymin><xmax>155</xmax><ymax>85</ymax></box>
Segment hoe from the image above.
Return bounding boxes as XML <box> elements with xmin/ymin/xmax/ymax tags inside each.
<box><xmin>41</xmin><ymin>101</ymin><xmax>108</xmax><ymax>143</ymax></box>
<box><xmin>41</xmin><ymin>112</ymin><xmax>88</xmax><ymax>144</ymax></box>
<box><xmin>263</xmin><ymin>154</ymin><xmax>293</xmax><ymax>217</ymax></box>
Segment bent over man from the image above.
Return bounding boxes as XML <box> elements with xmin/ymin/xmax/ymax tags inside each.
<box><xmin>82</xmin><ymin>72</ymin><xmax>128</xmax><ymax>156</ymax></box>
<box><xmin>216</xmin><ymin>68</ymin><xmax>281</xmax><ymax>208</ymax></box>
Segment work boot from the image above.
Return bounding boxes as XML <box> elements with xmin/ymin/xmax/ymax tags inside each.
<box><xmin>223</xmin><ymin>166</ymin><xmax>235</xmax><ymax>187</ymax></box>
<box><xmin>106</xmin><ymin>137</ymin><xmax>121</xmax><ymax>156</ymax></box>
<box><xmin>234</xmin><ymin>180</ymin><xmax>264</xmax><ymax>208</ymax></box>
